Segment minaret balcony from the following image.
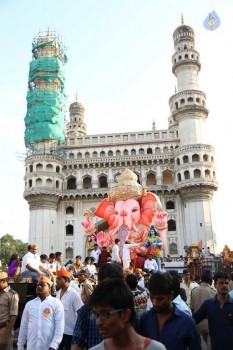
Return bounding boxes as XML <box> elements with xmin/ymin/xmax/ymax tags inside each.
<box><xmin>172</xmin><ymin>58</ymin><xmax>201</xmax><ymax>74</ymax></box>
<box><xmin>169</xmin><ymin>90</ymin><xmax>207</xmax><ymax>115</ymax></box>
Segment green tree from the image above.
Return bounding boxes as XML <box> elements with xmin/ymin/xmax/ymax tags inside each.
<box><xmin>0</xmin><ymin>234</ymin><xmax>28</xmax><ymax>269</ymax></box>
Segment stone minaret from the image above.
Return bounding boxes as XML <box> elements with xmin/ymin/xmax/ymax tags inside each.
<box><xmin>168</xmin><ymin>22</ymin><xmax>218</xmax><ymax>251</ymax></box>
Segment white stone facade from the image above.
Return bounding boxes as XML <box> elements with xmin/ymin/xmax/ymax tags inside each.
<box><xmin>24</xmin><ymin>23</ymin><xmax>218</xmax><ymax>260</ymax></box>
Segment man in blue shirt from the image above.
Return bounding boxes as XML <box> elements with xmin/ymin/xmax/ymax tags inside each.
<box><xmin>193</xmin><ymin>271</ymin><xmax>233</xmax><ymax>350</ymax></box>
<box><xmin>138</xmin><ymin>272</ymin><xmax>201</xmax><ymax>350</ymax></box>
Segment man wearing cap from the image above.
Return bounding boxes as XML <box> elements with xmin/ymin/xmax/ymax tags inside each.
<box><xmin>20</xmin><ymin>244</ymin><xmax>49</xmax><ymax>282</ymax></box>
<box><xmin>190</xmin><ymin>269</ymin><xmax>216</xmax><ymax>350</ymax></box>
<box><xmin>56</xmin><ymin>270</ymin><xmax>83</xmax><ymax>350</ymax></box>
<box><xmin>0</xmin><ymin>272</ymin><xmax>19</xmax><ymax>350</ymax></box>
<box><xmin>17</xmin><ymin>275</ymin><xmax>64</xmax><ymax>350</ymax></box>
<box><xmin>77</xmin><ymin>270</ymin><xmax>93</xmax><ymax>304</ymax></box>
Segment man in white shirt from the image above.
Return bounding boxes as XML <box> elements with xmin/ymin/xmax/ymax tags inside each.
<box><xmin>20</xmin><ymin>244</ymin><xmax>48</xmax><ymax>282</ymax></box>
<box><xmin>122</xmin><ymin>242</ymin><xmax>139</xmax><ymax>270</ymax></box>
<box><xmin>17</xmin><ymin>275</ymin><xmax>64</xmax><ymax>350</ymax></box>
<box><xmin>90</xmin><ymin>244</ymin><xmax>101</xmax><ymax>266</ymax></box>
<box><xmin>56</xmin><ymin>270</ymin><xmax>83</xmax><ymax>350</ymax></box>
<box><xmin>180</xmin><ymin>269</ymin><xmax>196</xmax><ymax>306</ymax></box>
<box><xmin>111</xmin><ymin>238</ymin><xmax>121</xmax><ymax>263</ymax></box>
<box><xmin>143</xmin><ymin>253</ymin><xmax>158</xmax><ymax>273</ymax></box>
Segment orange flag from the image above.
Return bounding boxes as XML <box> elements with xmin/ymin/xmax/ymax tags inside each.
<box><xmin>198</xmin><ymin>240</ymin><xmax>203</xmax><ymax>250</ymax></box>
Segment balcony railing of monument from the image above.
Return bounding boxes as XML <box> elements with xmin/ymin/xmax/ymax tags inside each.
<box><xmin>72</xmin><ymin>130</ymin><xmax>179</xmax><ymax>146</ymax></box>
<box><xmin>63</xmin><ymin>153</ymin><xmax>175</xmax><ymax>164</ymax></box>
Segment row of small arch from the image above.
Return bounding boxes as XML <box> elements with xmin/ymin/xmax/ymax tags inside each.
<box><xmin>173</xmin><ymin>97</ymin><xmax>205</xmax><ymax>109</ymax></box>
<box><xmin>176</xmin><ymin>154</ymin><xmax>214</xmax><ymax>165</ymax></box>
<box><xmin>177</xmin><ymin>169</ymin><xmax>216</xmax><ymax>181</ymax></box>
<box><xmin>25</xmin><ymin>171</ymin><xmax>174</xmax><ymax>190</ymax></box>
<box><xmin>68</xmin><ymin>147</ymin><xmax>176</xmax><ymax>159</ymax></box>
<box><xmin>173</xmin><ymin>53</ymin><xmax>198</xmax><ymax>64</ymax></box>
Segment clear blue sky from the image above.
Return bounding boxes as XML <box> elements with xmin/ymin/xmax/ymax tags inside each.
<box><xmin>0</xmin><ymin>0</ymin><xmax>232</xmax><ymax>252</ymax></box>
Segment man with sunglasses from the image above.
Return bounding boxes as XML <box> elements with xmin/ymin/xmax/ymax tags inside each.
<box><xmin>88</xmin><ymin>278</ymin><xmax>166</xmax><ymax>350</ymax></box>
<box><xmin>17</xmin><ymin>275</ymin><xmax>64</xmax><ymax>350</ymax></box>
<box><xmin>71</xmin><ymin>263</ymin><xmax>125</xmax><ymax>350</ymax></box>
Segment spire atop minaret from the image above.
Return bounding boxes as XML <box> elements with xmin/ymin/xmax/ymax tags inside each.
<box><xmin>152</xmin><ymin>120</ymin><xmax>156</xmax><ymax>131</ymax></box>
<box><xmin>181</xmin><ymin>13</ymin><xmax>184</xmax><ymax>25</ymax></box>
<box><xmin>75</xmin><ymin>92</ymin><xmax>78</xmax><ymax>102</ymax></box>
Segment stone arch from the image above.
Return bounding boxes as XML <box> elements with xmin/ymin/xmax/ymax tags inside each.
<box><xmin>139</xmin><ymin>148</ymin><xmax>144</xmax><ymax>155</ymax></box>
<box><xmin>169</xmin><ymin>242</ymin><xmax>178</xmax><ymax>254</ymax></box>
<box><xmin>46</xmin><ymin>178</ymin><xmax>53</xmax><ymax>187</ymax></box>
<box><xmin>66</xmin><ymin>247</ymin><xmax>73</xmax><ymax>259</ymax></box>
<box><xmin>99</xmin><ymin>175</ymin><xmax>108</xmax><ymax>188</ymax></box>
<box><xmin>66</xmin><ymin>206</ymin><xmax>74</xmax><ymax>215</ymax></box>
<box><xmin>147</xmin><ymin>147</ymin><xmax>153</xmax><ymax>154</ymax></box>
<box><xmin>36</xmin><ymin>163</ymin><xmax>43</xmax><ymax>171</ymax></box>
<box><xmin>168</xmin><ymin>219</ymin><xmax>176</xmax><ymax>231</ymax></box>
<box><xmin>67</xmin><ymin>176</ymin><xmax>77</xmax><ymax>190</ymax></box>
<box><xmin>184</xmin><ymin>170</ymin><xmax>190</xmax><ymax>179</ymax></box>
<box><xmin>131</xmin><ymin>149</ymin><xmax>136</xmax><ymax>155</ymax></box>
<box><xmin>155</xmin><ymin>147</ymin><xmax>161</xmax><ymax>154</ymax></box>
<box><xmin>192</xmin><ymin>154</ymin><xmax>200</xmax><ymax>162</ymax></box>
<box><xmin>35</xmin><ymin>178</ymin><xmax>42</xmax><ymax>186</ymax></box>
<box><xmin>66</xmin><ymin>224</ymin><xmax>74</xmax><ymax>236</ymax></box>
<box><xmin>203</xmin><ymin>154</ymin><xmax>208</xmax><ymax>162</ymax></box>
<box><xmin>183</xmin><ymin>155</ymin><xmax>189</xmax><ymax>163</ymax></box>
<box><xmin>205</xmin><ymin>169</ymin><xmax>211</xmax><ymax>179</ymax></box>
<box><xmin>163</xmin><ymin>170</ymin><xmax>173</xmax><ymax>184</ymax></box>
<box><xmin>166</xmin><ymin>201</ymin><xmax>175</xmax><ymax>210</ymax></box>
<box><xmin>146</xmin><ymin>172</ymin><xmax>156</xmax><ymax>186</ymax></box>
<box><xmin>194</xmin><ymin>169</ymin><xmax>201</xmax><ymax>178</ymax></box>
<box><xmin>108</xmin><ymin>150</ymin><xmax>113</xmax><ymax>156</ymax></box>
<box><xmin>83</xmin><ymin>176</ymin><xmax>92</xmax><ymax>189</ymax></box>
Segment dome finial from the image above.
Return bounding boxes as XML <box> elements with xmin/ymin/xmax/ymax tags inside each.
<box><xmin>75</xmin><ymin>92</ymin><xmax>78</xmax><ymax>102</ymax></box>
<box><xmin>152</xmin><ymin>120</ymin><xmax>156</xmax><ymax>131</ymax></box>
<box><xmin>181</xmin><ymin>13</ymin><xmax>184</xmax><ymax>25</ymax></box>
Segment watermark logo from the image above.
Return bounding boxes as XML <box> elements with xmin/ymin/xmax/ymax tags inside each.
<box><xmin>203</xmin><ymin>11</ymin><xmax>221</xmax><ymax>31</ymax></box>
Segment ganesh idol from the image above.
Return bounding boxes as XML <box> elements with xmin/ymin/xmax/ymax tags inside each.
<box><xmin>94</xmin><ymin>169</ymin><xmax>167</xmax><ymax>266</ymax></box>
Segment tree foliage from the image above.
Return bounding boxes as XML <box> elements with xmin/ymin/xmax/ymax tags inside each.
<box><xmin>0</xmin><ymin>234</ymin><xmax>28</xmax><ymax>268</ymax></box>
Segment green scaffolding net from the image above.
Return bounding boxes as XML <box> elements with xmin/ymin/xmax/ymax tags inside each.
<box><xmin>24</xmin><ymin>43</ymin><xmax>67</xmax><ymax>146</ymax></box>
<box><xmin>29</xmin><ymin>57</ymin><xmax>65</xmax><ymax>91</ymax></box>
<box><xmin>24</xmin><ymin>90</ymin><xmax>65</xmax><ymax>144</ymax></box>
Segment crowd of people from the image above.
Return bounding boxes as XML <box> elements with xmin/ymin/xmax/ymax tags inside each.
<box><xmin>0</xmin><ymin>242</ymin><xmax>233</xmax><ymax>350</ymax></box>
